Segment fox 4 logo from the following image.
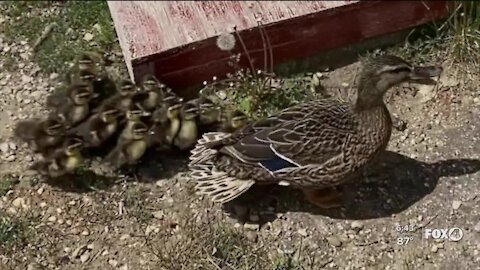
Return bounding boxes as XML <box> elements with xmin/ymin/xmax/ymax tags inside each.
<box><xmin>424</xmin><ymin>228</ymin><xmax>463</xmax><ymax>242</ymax></box>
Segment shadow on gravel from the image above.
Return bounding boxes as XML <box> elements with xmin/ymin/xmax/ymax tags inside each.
<box><xmin>44</xmin><ymin>150</ymin><xmax>190</xmax><ymax>193</ymax></box>
<box><xmin>223</xmin><ymin>151</ymin><xmax>480</xmax><ymax>224</ymax></box>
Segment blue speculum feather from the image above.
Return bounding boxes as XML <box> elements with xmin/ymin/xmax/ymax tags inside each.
<box><xmin>260</xmin><ymin>157</ymin><xmax>296</xmax><ymax>172</ymax></box>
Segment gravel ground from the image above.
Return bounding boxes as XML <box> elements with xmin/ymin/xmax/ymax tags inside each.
<box><xmin>1</xmin><ymin>4</ymin><xmax>479</xmax><ymax>270</ymax></box>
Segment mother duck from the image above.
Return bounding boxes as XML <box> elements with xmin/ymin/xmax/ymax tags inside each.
<box><xmin>189</xmin><ymin>55</ymin><xmax>442</xmax><ymax>208</ymax></box>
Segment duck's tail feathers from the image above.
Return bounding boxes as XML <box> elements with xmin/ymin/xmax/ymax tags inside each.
<box><xmin>188</xmin><ymin>132</ymin><xmax>254</xmax><ymax>203</ymax></box>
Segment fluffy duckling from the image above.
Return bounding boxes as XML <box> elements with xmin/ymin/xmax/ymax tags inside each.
<box><xmin>218</xmin><ymin>109</ymin><xmax>249</xmax><ymax>133</ymax></box>
<box><xmin>197</xmin><ymin>96</ymin><xmax>221</xmax><ymax>126</ymax></box>
<box><xmin>30</xmin><ymin>137</ymin><xmax>84</xmax><ymax>178</ymax></box>
<box><xmin>94</xmin><ymin>80</ymin><xmax>137</xmax><ymax>113</ymax></box>
<box><xmin>164</xmin><ymin>98</ymin><xmax>183</xmax><ymax>146</ymax></box>
<box><xmin>131</xmin><ymin>74</ymin><xmax>166</xmax><ymax>111</ymax></box>
<box><xmin>70</xmin><ymin>105</ymin><xmax>121</xmax><ymax>148</ymax></box>
<box><xmin>56</xmin><ymin>83</ymin><xmax>97</xmax><ymax>128</ymax></box>
<box><xmin>104</xmin><ymin>122</ymin><xmax>150</xmax><ymax>169</ymax></box>
<box><xmin>118</xmin><ymin>104</ymin><xmax>151</xmax><ymax>143</ymax></box>
<box><xmin>174</xmin><ymin>100</ymin><xmax>200</xmax><ymax>150</ymax></box>
<box><xmin>14</xmin><ymin>115</ymin><xmax>66</xmax><ymax>155</ymax></box>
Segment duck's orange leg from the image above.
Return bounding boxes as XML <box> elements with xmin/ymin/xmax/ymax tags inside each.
<box><xmin>302</xmin><ymin>187</ymin><xmax>343</xmax><ymax>209</ymax></box>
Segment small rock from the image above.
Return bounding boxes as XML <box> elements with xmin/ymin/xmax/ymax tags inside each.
<box><xmin>297</xmin><ymin>228</ymin><xmax>307</xmax><ymax>237</ymax></box>
<box><xmin>21</xmin><ymin>74</ymin><xmax>32</xmax><ymax>83</ymax></box>
<box><xmin>246</xmin><ymin>230</ymin><xmax>258</xmax><ymax>242</ymax></box>
<box><xmin>152</xmin><ymin>210</ymin><xmax>164</xmax><ymax>219</ymax></box>
<box><xmin>72</xmin><ymin>245</ymin><xmax>87</xmax><ymax>258</ymax></box>
<box><xmin>48</xmin><ymin>216</ymin><xmax>57</xmax><ymax>222</ymax></box>
<box><xmin>81</xmin><ymin>230</ymin><xmax>90</xmax><ymax>236</ymax></box>
<box><xmin>80</xmin><ymin>252</ymin><xmax>90</xmax><ymax>263</ymax></box>
<box><xmin>49</xmin><ymin>73</ymin><xmax>59</xmax><ymax>80</ymax></box>
<box><xmin>8</xmin><ymin>142</ymin><xmax>16</xmax><ymax>150</ymax></box>
<box><xmin>474</xmin><ymin>221</ymin><xmax>480</xmax><ymax>232</ymax></box>
<box><xmin>119</xmin><ymin>264</ymin><xmax>128</xmax><ymax>270</ymax></box>
<box><xmin>452</xmin><ymin>200</ymin><xmax>462</xmax><ymax>210</ymax></box>
<box><xmin>244</xmin><ymin>223</ymin><xmax>260</xmax><ymax>231</ymax></box>
<box><xmin>108</xmin><ymin>259</ymin><xmax>118</xmax><ymax>267</ymax></box>
<box><xmin>12</xmin><ymin>197</ymin><xmax>25</xmax><ymax>208</ymax></box>
<box><xmin>341</xmin><ymin>82</ymin><xmax>349</xmax><ymax>87</ymax></box>
<box><xmin>37</xmin><ymin>186</ymin><xmax>44</xmax><ymax>195</ymax></box>
<box><xmin>4</xmin><ymin>154</ymin><xmax>16</xmax><ymax>162</ymax></box>
<box><xmin>326</xmin><ymin>236</ymin><xmax>342</xmax><ymax>247</ymax></box>
<box><xmin>0</xmin><ymin>142</ymin><xmax>9</xmax><ymax>153</ymax></box>
<box><xmin>351</xmin><ymin>221</ymin><xmax>364</xmax><ymax>232</ymax></box>
<box><xmin>83</xmin><ymin>33</ymin><xmax>94</xmax><ymax>42</ymax></box>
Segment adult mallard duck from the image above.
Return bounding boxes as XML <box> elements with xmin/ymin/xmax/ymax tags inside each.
<box><xmin>188</xmin><ymin>55</ymin><xmax>442</xmax><ymax>208</ymax></box>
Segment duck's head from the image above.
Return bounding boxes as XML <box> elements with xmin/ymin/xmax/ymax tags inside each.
<box><xmin>70</xmin><ymin>84</ymin><xmax>93</xmax><ymax>105</ymax></box>
<box><xmin>181</xmin><ymin>100</ymin><xmax>200</xmax><ymax>121</ymax></box>
<box><xmin>126</xmin><ymin>104</ymin><xmax>151</xmax><ymax>121</ymax></box>
<box><xmin>64</xmin><ymin>137</ymin><xmax>84</xmax><ymax>155</ymax></box>
<box><xmin>100</xmin><ymin>106</ymin><xmax>121</xmax><ymax>123</ymax></box>
<box><xmin>230</xmin><ymin>110</ymin><xmax>249</xmax><ymax>129</ymax></box>
<box><xmin>118</xmin><ymin>80</ymin><xmax>137</xmax><ymax>96</ymax></box>
<box><xmin>131</xmin><ymin>122</ymin><xmax>149</xmax><ymax>140</ymax></box>
<box><xmin>43</xmin><ymin>116</ymin><xmax>66</xmax><ymax>136</ymax></box>
<box><xmin>141</xmin><ymin>74</ymin><xmax>165</xmax><ymax>92</ymax></box>
<box><xmin>356</xmin><ymin>55</ymin><xmax>443</xmax><ymax>108</ymax></box>
<box><xmin>78</xmin><ymin>54</ymin><xmax>96</xmax><ymax>71</ymax></box>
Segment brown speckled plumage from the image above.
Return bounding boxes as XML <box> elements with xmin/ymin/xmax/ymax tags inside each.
<box><xmin>189</xmin><ymin>55</ymin><xmax>443</xmax><ymax>203</ymax></box>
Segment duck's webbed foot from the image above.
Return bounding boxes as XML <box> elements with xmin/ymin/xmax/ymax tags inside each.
<box><xmin>302</xmin><ymin>187</ymin><xmax>343</xmax><ymax>209</ymax></box>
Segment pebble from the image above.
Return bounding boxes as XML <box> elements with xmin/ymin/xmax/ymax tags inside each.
<box><xmin>452</xmin><ymin>200</ymin><xmax>462</xmax><ymax>210</ymax></box>
<box><xmin>326</xmin><ymin>236</ymin><xmax>342</xmax><ymax>247</ymax></box>
<box><xmin>297</xmin><ymin>228</ymin><xmax>308</xmax><ymax>237</ymax></box>
<box><xmin>0</xmin><ymin>142</ymin><xmax>9</xmax><ymax>153</ymax></box>
<box><xmin>109</xmin><ymin>259</ymin><xmax>118</xmax><ymax>267</ymax></box>
<box><xmin>80</xmin><ymin>252</ymin><xmax>90</xmax><ymax>263</ymax></box>
<box><xmin>351</xmin><ymin>221</ymin><xmax>364</xmax><ymax>231</ymax></box>
<box><xmin>8</xmin><ymin>142</ymin><xmax>16</xmax><ymax>150</ymax></box>
<box><xmin>246</xmin><ymin>230</ymin><xmax>258</xmax><ymax>242</ymax></box>
<box><xmin>48</xmin><ymin>216</ymin><xmax>57</xmax><ymax>222</ymax></box>
<box><xmin>152</xmin><ymin>210</ymin><xmax>164</xmax><ymax>219</ymax></box>
<box><xmin>4</xmin><ymin>154</ymin><xmax>16</xmax><ymax>162</ymax></box>
<box><xmin>83</xmin><ymin>33</ymin><xmax>94</xmax><ymax>42</ymax></box>
<box><xmin>474</xmin><ymin>221</ymin><xmax>480</xmax><ymax>232</ymax></box>
<box><xmin>81</xmin><ymin>230</ymin><xmax>90</xmax><ymax>236</ymax></box>
<box><xmin>244</xmin><ymin>222</ymin><xmax>260</xmax><ymax>231</ymax></box>
<box><xmin>12</xmin><ymin>197</ymin><xmax>25</xmax><ymax>208</ymax></box>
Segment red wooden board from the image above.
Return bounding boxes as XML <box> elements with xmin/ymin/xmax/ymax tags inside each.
<box><xmin>108</xmin><ymin>1</ymin><xmax>450</xmax><ymax>91</ymax></box>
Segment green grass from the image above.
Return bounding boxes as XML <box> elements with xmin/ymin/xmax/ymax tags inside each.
<box><xmin>0</xmin><ymin>212</ymin><xmax>34</xmax><ymax>253</ymax></box>
<box><xmin>0</xmin><ymin>1</ymin><xmax>117</xmax><ymax>73</ymax></box>
<box><xmin>0</xmin><ymin>175</ymin><xmax>19</xmax><ymax>196</ymax></box>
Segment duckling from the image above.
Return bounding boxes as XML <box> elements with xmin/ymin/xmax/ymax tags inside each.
<box><xmin>30</xmin><ymin>137</ymin><xmax>84</xmax><ymax>178</ymax></box>
<box><xmin>164</xmin><ymin>99</ymin><xmax>183</xmax><ymax>146</ymax></box>
<box><xmin>56</xmin><ymin>83</ymin><xmax>96</xmax><ymax>128</ymax></box>
<box><xmin>174</xmin><ymin>100</ymin><xmax>200</xmax><ymax>150</ymax></box>
<box><xmin>104</xmin><ymin>122</ymin><xmax>149</xmax><ymax>169</ymax></box>
<box><xmin>65</xmin><ymin>52</ymin><xmax>101</xmax><ymax>84</ymax></box>
<box><xmin>14</xmin><ymin>115</ymin><xmax>66</xmax><ymax>155</ymax></box>
<box><xmin>218</xmin><ymin>109</ymin><xmax>249</xmax><ymax>133</ymax></box>
<box><xmin>197</xmin><ymin>96</ymin><xmax>221</xmax><ymax>126</ymax></box>
<box><xmin>131</xmin><ymin>74</ymin><xmax>166</xmax><ymax>111</ymax></box>
<box><xmin>94</xmin><ymin>80</ymin><xmax>137</xmax><ymax>113</ymax></box>
<box><xmin>118</xmin><ymin>104</ymin><xmax>151</xmax><ymax>143</ymax></box>
<box><xmin>70</xmin><ymin>105</ymin><xmax>121</xmax><ymax>148</ymax></box>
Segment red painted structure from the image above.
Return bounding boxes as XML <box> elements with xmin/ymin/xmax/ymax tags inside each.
<box><xmin>107</xmin><ymin>1</ymin><xmax>450</xmax><ymax>90</ymax></box>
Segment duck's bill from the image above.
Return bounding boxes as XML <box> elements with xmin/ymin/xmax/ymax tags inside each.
<box><xmin>409</xmin><ymin>65</ymin><xmax>443</xmax><ymax>84</ymax></box>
